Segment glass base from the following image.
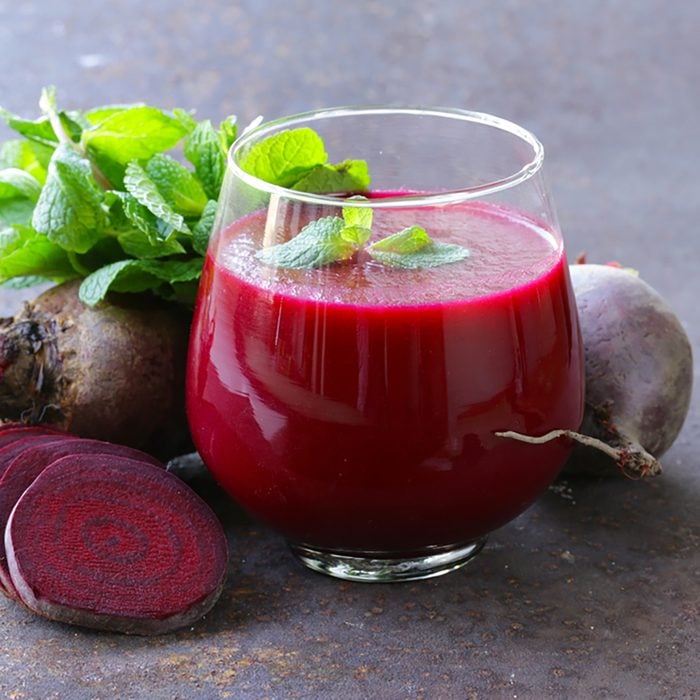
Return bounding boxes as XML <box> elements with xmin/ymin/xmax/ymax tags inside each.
<box><xmin>289</xmin><ymin>537</ymin><xmax>487</xmax><ymax>582</ymax></box>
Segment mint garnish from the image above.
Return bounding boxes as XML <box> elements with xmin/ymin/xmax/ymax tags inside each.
<box><xmin>258</xmin><ymin>195</ymin><xmax>470</xmax><ymax>271</ymax></box>
<box><xmin>368</xmin><ymin>226</ymin><xmax>470</xmax><ymax>269</ymax></box>
<box><xmin>0</xmin><ymin>86</ymin><xmax>237</xmax><ymax>305</ymax></box>
<box><xmin>239</xmin><ymin>127</ymin><xmax>369</xmax><ymax>193</ymax></box>
<box><xmin>257</xmin><ymin>216</ymin><xmax>357</xmax><ymax>269</ymax></box>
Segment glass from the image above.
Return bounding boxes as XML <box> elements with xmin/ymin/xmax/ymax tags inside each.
<box><xmin>186</xmin><ymin>107</ymin><xmax>584</xmax><ymax>582</ymax></box>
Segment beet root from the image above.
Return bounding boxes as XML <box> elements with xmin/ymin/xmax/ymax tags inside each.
<box><xmin>5</xmin><ymin>454</ymin><xmax>228</xmax><ymax>635</ymax></box>
<box><xmin>0</xmin><ymin>437</ymin><xmax>164</xmax><ymax>598</ymax></box>
<box><xmin>0</xmin><ymin>281</ymin><xmax>191</xmax><ymax>458</ymax></box>
<box><xmin>498</xmin><ymin>264</ymin><xmax>693</xmax><ymax>478</ymax></box>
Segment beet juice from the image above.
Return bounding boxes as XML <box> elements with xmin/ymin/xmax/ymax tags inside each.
<box><xmin>187</xmin><ymin>200</ymin><xmax>584</xmax><ymax>557</ymax></box>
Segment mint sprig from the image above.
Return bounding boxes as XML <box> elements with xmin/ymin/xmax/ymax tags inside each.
<box><xmin>257</xmin><ymin>196</ymin><xmax>470</xmax><ymax>271</ymax></box>
<box><xmin>0</xmin><ymin>86</ymin><xmax>237</xmax><ymax>305</ymax></box>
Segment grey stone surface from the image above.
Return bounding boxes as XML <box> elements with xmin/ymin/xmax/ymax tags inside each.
<box><xmin>0</xmin><ymin>1</ymin><xmax>698</xmax><ymax>698</ymax></box>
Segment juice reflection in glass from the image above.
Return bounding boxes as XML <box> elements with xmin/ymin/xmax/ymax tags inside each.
<box><xmin>187</xmin><ymin>108</ymin><xmax>584</xmax><ymax>581</ymax></box>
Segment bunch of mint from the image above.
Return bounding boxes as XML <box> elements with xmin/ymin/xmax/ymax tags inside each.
<box><xmin>0</xmin><ymin>87</ymin><xmax>236</xmax><ymax>305</ymax></box>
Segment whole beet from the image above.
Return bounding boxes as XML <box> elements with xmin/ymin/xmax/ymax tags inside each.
<box><xmin>498</xmin><ymin>264</ymin><xmax>693</xmax><ymax>478</ymax></box>
<box><xmin>564</xmin><ymin>264</ymin><xmax>693</xmax><ymax>476</ymax></box>
<box><xmin>0</xmin><ymin>281</ymin><xmax>191</xmax><ymax>458</ymax></box>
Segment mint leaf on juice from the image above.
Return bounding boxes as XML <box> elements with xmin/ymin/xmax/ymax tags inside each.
<box><xmin>32</xmin><ymin>144</ymin><xmax>107</xmax><ymax>253</ymax></box>
<box><xmin>257</xmin><ymin>216</ymin><xmax>358</xmax><ymax>269</ymax></box>
<box><xmin>368</xmin><ymin>226</ymin><xmax>470</xmax><ymax>269</ymax></box>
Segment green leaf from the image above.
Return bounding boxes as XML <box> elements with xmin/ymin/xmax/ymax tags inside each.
<box><xmin>0</xmin><ymin>140</ymin><xmax>52</xmax><ymax>183</ymax></box>
<box><xmin>81</xmin><ymin>106</ymin><xmax>188</xmax><ymax>163</ymax></box>
<box><xmin>31</xmin><ymin>144</ymin><xmax>107</xmax><ymax>253</ymax></box>
<box><xmin>83</xmin><ymin>103</ymin><xmax>145</xmax><ymax>125</ymax></box>
<box><xmin>0</xmin><ymin>168</ymin><xmax>42</xmax><ymax>202</ymax></box>
<box><xmin>1</xmin><ymin>275</ymin><xmax>53</xmax><ymax>289</ymax></box>
<box><xmin>192</xmin><ymin>200</ymin><xmax>218</xmax><ymax>255</ymax></box>
<box><xmin>368</xmin><ymin>226</ymin><xmax>470</xmax><ymax>269</ymax></box>
<box><xmin>238</xmin><ymin>127</ymin><xmax>327</xmax><ymax>187</ymax></box>
<box><xmin>0</xmin><ymin>198</ymin><xmax>35</xmax><ymax>227</ymax></box>
<box><xmin>219</xmin><ymin>115</ymin><xmax>238</xmax><ymax>151</ymax></box>
<box><xmin>369</xmin><ymin>225</ymin><xmax>431</xmax><ymax>254</ymax></box>
<box><xmin>184</xmin><ymin>120</ymin><xmax>227</xmax><ymax>200</ymax></box>
<box><xmin>292</xmin><ymin>159</ymin><xmax>370</xmax><ymax>194</ymax></box>
<box><xmin>117</xmin><ymin>228</ymin><xmax>186</xmax><ymax>259</ymax></box>
<box><xmin>0</xmin><ymin>109</ymin><xmax>82</xmax><ymax>147</ymax></box>
<box><xmin>145</xmin><ymin>154</ymin><xmax>207</xmax><ymax>217</ymax></box>
<box><xmin>79</xmin><ymin>258</ymin><xmax>204</xmax><ymax>305</ymax></box>
<box><xmin>123</xmin><ymin>162</ymin><xmax>190</xmax><ymax>235</ymax></box>
<box><xmin>257</xmin><ymin>216</ymin><xmax>358</xmax><ymax>269</ymax></box>
<box><xmin>340</xmin><ymin>225</ymin><xmax>372</xmax><ymax>246</ymax></box>
<box><xmin>172</xmin><ymin>108</ymin><xmax>198</xmax><ymax>134</ymax></box>
<box><xmin>342</xmin><ymin>197</ymin><xmax>373</xmax><ymax>230</ymax></box>
<box><xmin>0</xmin><ymin>227</ymin><xmax>75</xmax><ymax>282</ymax></box>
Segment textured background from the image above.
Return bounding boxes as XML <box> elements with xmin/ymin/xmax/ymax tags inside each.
<box><xmin>0</xmin><ymin>1</ymin><xmax>698</xmax><ymax>698</ymax></box>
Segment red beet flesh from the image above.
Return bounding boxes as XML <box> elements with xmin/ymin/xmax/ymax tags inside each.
<box><xmin>0</xmin><ymin>439</ymin><xmax>164</xmax><ymax>598</ymax></box>
<box><xmin>5</xmin><ymin>455</ymin><xmax>228</xmax><ymax>634</ymax></box>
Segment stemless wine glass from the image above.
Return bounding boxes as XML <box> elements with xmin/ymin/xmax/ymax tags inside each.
<box><xmin>186</xmin><ymin>107</ymin><xmax>584</xmax><ymax>582</ymax></box>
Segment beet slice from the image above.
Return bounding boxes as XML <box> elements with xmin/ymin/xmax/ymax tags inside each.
<box><xmin>0</xmin><ymin>426</ymin><xmax>67</xmax><ymax>451</ymax></box>
<box><xmin>0</xmin><ymin>433</ymin><xmax>78</xmax><ymax>479</ymax></box>
<box><xmin>5</xmin><ymin>455</ymin><xmax>228</xmax><ymax>635</ymax></box>
<box><xmin>0</xmin><ymin>440</ymin><xmax>165</xmax><ymax>598</ymax></box>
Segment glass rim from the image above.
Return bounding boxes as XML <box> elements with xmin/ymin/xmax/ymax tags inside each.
<box><xmin>228</xmin><ymin>105</ymin><xmax>545</xmax><ymax>209</ymax></box>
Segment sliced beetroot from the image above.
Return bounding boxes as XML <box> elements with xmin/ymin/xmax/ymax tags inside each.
<box><xmin>0</xmin><ymin>426</ymin><xmax>68</xmax><ymax>451</ymax></box>
<box><xmin>5</xmin><ymin>454</ymin><xmax>228</xmax><ymax>635</ymax></box>
<box><xmin>0</xmin><ymin>439</ymin><xmax>165</xmax><ymax>598</ymax></box>
<box><xmin>0</xmin><ymin>433</ymin><xmax>79</xmax><ymax>479</ymax></box>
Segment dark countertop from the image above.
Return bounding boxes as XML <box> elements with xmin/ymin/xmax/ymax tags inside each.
<box><xmin>0</xmin><ymin>1</ymin><xmax>698</xmax><ymax>697</ymax></box>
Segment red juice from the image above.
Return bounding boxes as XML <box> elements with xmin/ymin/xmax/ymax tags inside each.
<box><xmin>187</xmin><ymin>200</ymin><xmax>584</xmax><ymax>554</ymax></box>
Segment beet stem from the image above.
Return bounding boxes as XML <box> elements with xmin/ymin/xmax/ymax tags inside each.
<box><xmin>495</xmin><ymin>429</ymin><xmax>662</xmax><ymax>479</ymax></box>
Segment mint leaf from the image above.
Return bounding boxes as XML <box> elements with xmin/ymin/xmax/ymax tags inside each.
<box><xmin>0</xmin><ymin>168</ymin><xmax>42</xmax><ymax>202</ymax></box>
<box><xmin>368</xmin><ymin>226</ymin><xmax>470</xmax><ymax>269</ymax></box>
<box><xmin>83</xmin><ymin>103</ymin><xmax>145</xmax><ymax>125</ymax></box>
<box><xmin>171</xmin><ymin>108</ymin><xmax>198</xmax><ymax>134</ymax></box>
<box><xmin>292</xmin><ymin>159</ymin><xmax>370</xmax><ymax>194</ymax></box>
<box><xmin>32</xmin><ymin>144</ymin><xmax>107</xmax><ymax>253</ymax></box>
<box><xmin>369</xmin><ymin>225</ymin><xmax>430</xmax><ymax>254</ymax></box>
<box><xmin>257</xmin><ymin>216</ymin><xmax>358</xmax><ymax>269</ymax></box>
<box><xmin>184</xmin><ymin>120</ymin><xmax>227</xmax><ymax>200</ymax></box>
<box><xmin>0</xmin><ymin>198</ymin><xmax>35</xmax><ymax>227</ymax></box>
<box><xmin>81</xmin><ymin>106</ymin><xmax>188</xmax><ymax>163</ymax></box>
<box><xmin>117</xmin><ymin>228</ymin><xmax>186</xmax><ymax>259</ymax></box>
<box><xmin>145</xmin><ymin>154</ymin><xmax>207</xmax><ymax>217</ymax></box>
<box><xmin>219</xmin><ymin>115</ymin><xmax>238</xmax><ymax>151</ymax></box>
<box><xmin>0</xmin><ymin>227</ymin><xmax>75</xmax><ymax>283</ymax></box>
<box><xmin>0</xmin><ymin>140</ymin><xmax>52</xmax><ymax>183</ymax></box>
<box><xmin>192</xmin><ymin>200</ymin><xmax>218</xmax><ymax>255</ymax></box>
<box><xmin>342</xmin><ymin>198</ymin><xmax>373</xmax><ymax>230</ymax></box>
<box><xmin>239</xmin><ymin>127</ymin><xmax>327</xmax><ymax>187</ymax></box>
<box><xmin>79</xmin><ymin>258</ymin><xmax>204</xmax><ymax>305</ymax></box>
<box><xmin>0</xmin><ymin>108</ymin><xmax>83</xmax><ymax>147</ymax></box>
<box><xmin>123</xmin><ymin>162</ymin><xmax>190</xmax><ymax>235</ymax></box>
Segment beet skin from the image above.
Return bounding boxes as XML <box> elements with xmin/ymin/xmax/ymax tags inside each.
<box><xmin>0</xmin><ymin>281</ymin><xmax>191</xmax><ymax>458</ymax></box>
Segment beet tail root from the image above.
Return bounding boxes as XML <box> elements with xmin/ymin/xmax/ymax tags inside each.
<box><xmin>495</xmin><ymin>429</ymin><xmax>662</xmax><ymax>479</ymax></box>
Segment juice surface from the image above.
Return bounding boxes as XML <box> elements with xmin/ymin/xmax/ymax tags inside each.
<box><xmin>187</xmin><ymin>201</ymin><xmax>584</xmax><ymax>552</ymax></box>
